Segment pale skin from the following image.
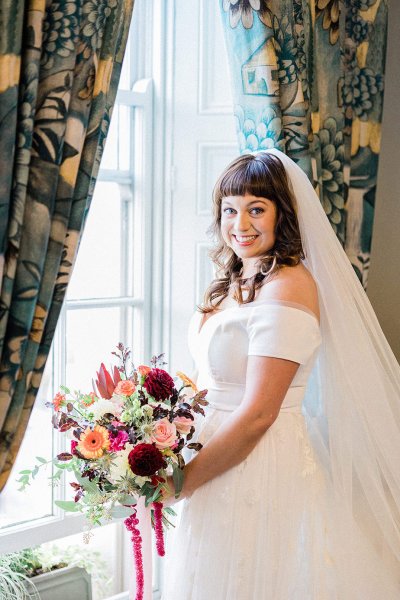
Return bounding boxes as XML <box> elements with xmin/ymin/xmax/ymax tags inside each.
<box><xmin>163</xmin><ymin>193</ymin><xmax>319</xmax><ymax>504</ymax></box>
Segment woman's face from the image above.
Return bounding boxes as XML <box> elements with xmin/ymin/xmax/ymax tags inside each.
<box><xmin>220</xmin><ymin>194</ymin><xmax>277</xmax><ymax>260</ymax></box>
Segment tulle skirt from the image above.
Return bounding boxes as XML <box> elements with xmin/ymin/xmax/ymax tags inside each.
<box><xmin>160</xmin><ymin>407</ymin><xmax>400</xmax><ymax>599</ymax></box>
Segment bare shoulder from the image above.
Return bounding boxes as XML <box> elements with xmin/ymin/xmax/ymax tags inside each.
<box><xmin>256</xmin><ymin>263</ymin><xmax>320</xmax><ymax>320</ymax></box>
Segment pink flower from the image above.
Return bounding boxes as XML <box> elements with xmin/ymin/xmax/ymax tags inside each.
<box><xmin>109</xmin><ymin>430</ymin><xmax>130</xmax><ymax>451</ymax></box>
<box><xmin>114</xmin><ymin>379</ymin><xmax>136</xmax><ymax>396</ymax></box>
<box><xmin>173</xmin><ymin>416</ymin><xmax>193</xmax><ymax>435</ymax></box>
<box><xmin>71</xmin><ymin>440</ymin><xmax>79</xmax><ymax>456</ymax></box>
<box><xmin>151</xmin><ymin>418</ymin><xmax>177</xmax><ymax>449</ymax></box>
<box><xmin>94</xmin><ymin>363</ymin><xmax>121</xmax><ymax>399</ymax></box>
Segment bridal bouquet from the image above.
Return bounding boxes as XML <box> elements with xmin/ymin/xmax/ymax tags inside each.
<box><xmin>18</xmin><ymin>344</ymin><xmax>208</xmax><ymax>600</ymax></box>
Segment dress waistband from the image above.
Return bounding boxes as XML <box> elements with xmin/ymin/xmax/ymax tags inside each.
<box><xmin>207</xmin><ymin>385</ymin><xmax>305</xmax><ymax>414</ymax></box>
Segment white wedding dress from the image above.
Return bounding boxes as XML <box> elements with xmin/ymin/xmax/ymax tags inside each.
<box><xmin>160</xmin><ymin>301</ymin><xmax>400</xmax><ymax>599</ymax></box>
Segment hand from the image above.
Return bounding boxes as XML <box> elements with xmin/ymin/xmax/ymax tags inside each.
<box><xmin>161</xmin><ymin>475</ymin><xmax>185</xmax><ymax>508</ymax></box>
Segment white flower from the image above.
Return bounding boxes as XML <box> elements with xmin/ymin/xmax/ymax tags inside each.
<box><xmin>109</xmin><ymin>443</ymin><xmax>134</xmax><ymax>482</ymax></box>
<box><xmin>91</xmin><ymin>398</ymin><xmax>118</xmax><ymax>421</ymax></box>
<box><xmin>110</xmin><ymin>393</ymin><xmax>125</xmax><ymax>415</ymax></box>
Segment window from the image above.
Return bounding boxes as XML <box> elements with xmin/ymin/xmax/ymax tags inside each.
<box><xmin>0</xmin><ymin>2</ymin><xmax>155</xmax><ymax>552</ymax></box>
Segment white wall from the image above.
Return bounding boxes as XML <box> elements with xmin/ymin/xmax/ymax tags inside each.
<box><xmin>367</xmin><ymin>2</ymin><xmax>400</xmax><ymax>361</ymax></box>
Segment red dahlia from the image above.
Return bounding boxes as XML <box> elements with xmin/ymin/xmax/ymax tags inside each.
<box><xmin>143</xmin><ymin>368</ymin><xmax>175</xmax><ymax>401</ymax></box>
<box><xmin>128</xmin><ymin>443</ymin><xmax>167</xmax><ymax>476</ymax></box>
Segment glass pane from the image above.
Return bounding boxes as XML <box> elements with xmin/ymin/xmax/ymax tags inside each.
<box><xmin>0</xmin><ymin>355</ymin><xmax>54</xmax><ymax>529</ymax></box>
<box><xmin>118</xmin><ymin>105</ymin><xmax>132</xmax><ymax>171</ymax></box>
<box><xmin>66</xmin><ymin>306</ymin><xmax>131</xmax><ymax>391</ymax></box>
<box><xmin>68</xmin><ymin>182</ymin><xmax>123</xmax><ymax>300</ymax></box>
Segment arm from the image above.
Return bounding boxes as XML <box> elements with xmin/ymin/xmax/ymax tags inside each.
<box><xmin>179</xmin><ymin>354</ymin><xmax>300</xmax><ymax>498</ymax></box>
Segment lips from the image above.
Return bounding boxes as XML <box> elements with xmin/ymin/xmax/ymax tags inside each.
<box><xmin>233</xmin><ymin>235</ymin><xmax>258</xmax><ymax>246</ymax></box>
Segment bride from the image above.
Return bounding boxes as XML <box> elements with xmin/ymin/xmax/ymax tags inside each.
<box><xmin>160</xmin><ymin>149</ymin><xmax>400</xmax><ymax>599</ymax></box>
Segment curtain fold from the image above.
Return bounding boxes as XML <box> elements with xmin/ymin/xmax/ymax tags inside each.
<box><xmin>0</xmin><ymin>0</ymin><xmax>135</xmax><ymax>491</ymax></box>
<box><xmin>219</xmin><ymin>0</ymin><xmax>388</xmax><ymax>285</ymax></box>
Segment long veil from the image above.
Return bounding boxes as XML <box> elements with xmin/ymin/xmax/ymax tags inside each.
<box><xmin>263</xmin><ymin>148</ymin><xmax>400</xmax><ymax>576</ymax></box>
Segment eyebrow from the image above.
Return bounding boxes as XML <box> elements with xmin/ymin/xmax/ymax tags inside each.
<box><xmin>221</xmin><ymin>199</ymin><xmax>270</xmax><ymax>206</ymax></box>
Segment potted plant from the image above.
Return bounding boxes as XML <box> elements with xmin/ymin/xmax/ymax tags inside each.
<box><xmin>0</xmin><ymin>543</ymin><xmax>111</xmax><ymax>600</ymax></box>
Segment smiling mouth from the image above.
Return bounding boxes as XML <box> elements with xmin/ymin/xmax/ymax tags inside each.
<box><xmin>233</xmin><ymin>235</ymin><xmax>258</xmax><ymax>244</ymax></box>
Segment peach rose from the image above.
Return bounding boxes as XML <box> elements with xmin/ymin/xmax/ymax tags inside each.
<box><xmin>173</xmin><ymin>416</ymin><xmax>193</xmax><ymax>435</ymax></box>
<box><xmin>151</xmin><ymin>417</ymin><xmax>177</xmax><ymax>449</ymax></box>
<box><xmin>138</xmin><ymin>365</ymin><xmax>151</xmax><ymax>377</ymax></box>
<box><xmin>114</xmin><ymin>379</ymin><xmax>136</xmax><ymax>396</ymax></box>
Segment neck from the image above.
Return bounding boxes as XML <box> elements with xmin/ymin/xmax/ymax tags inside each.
<box><xmin>240</xmin><ymin>258</ymin><xmax>260</xmax><ymax>279</ymax></box>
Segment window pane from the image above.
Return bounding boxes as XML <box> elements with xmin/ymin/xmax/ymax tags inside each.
<box><xmin>118</xmin><ymin>105</ymin><xmax>132</xmax><ymax>171</ymax></box>
<box><xmin>66</xmin><ymin>306</ymin><xmax>132</xmax><ymax>390</ymax></box>
<box><xmin>101</xmin><ymin>105</ymin><xmax>133</xmax><ymax>172</ymax></box>
<box><xmin>101</xmin><ymin>107</ymin><xmax>119</xmax><ymax>170</ymax></box>
<box><xmin>68</xmin><ymin>182</ymin><xmax>123</xmax><ymax>300</ymax></box>
<box><xmin>0</xmin><ymin>356</ymin><xmax>54</xmax><ymax>529</ymax></box>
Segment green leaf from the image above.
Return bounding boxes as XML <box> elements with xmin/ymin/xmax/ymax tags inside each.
<box><xmin>55</xmin><ymin>500</ymin><xmax>81</xmax><ymax>513</ymax></box>
<box><xmin>74</xmin><ymin>470</ymin><xmax>99</xmax><ymax>494</ymax></box>
<box><xmin>172</xmin><ymin>464</ymin><xmax>184</xmax><ymax>497</ymax></box>
<box><xmin>36</xmin><ymin>456</ymin><xmax>47</xmax><ymax>464</ymax></box>
<box><xmin>119</xmin><ymin>495</ymin><xmax>138</xmax><ymax>506</ymax></box>
<box><xmin>110</xmin><ymin>505</ymin><xmax>137</xmax><ymax>519</ymax></box>
<box><xmin>19</xmin><ymin>470</ymin><xmax>32</xmax><ymax>474</ymax></box>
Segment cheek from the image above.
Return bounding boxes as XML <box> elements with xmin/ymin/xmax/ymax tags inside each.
<box><xmin>220</xmin><ymin>219</ymin><xmax>231</xmax><ymax>243</ymax></box>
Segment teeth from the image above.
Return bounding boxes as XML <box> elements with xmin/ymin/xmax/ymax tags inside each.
<box><xmin>235</xmin><ymin>235</ymin><xmax>257</xmax><ymax>242</ymax></box>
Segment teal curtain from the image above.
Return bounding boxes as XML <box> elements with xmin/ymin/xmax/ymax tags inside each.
<box><xmin>220</xmin><ymin>0</ymin><xmax>388</xmax><ymax>285</ymax></box>
<box><xmin>0</xmin><ymin>0</ymin><xmax>135</xmax><ymax>490</ymax></box>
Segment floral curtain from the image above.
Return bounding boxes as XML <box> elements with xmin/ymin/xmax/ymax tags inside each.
<box><xmin>220</xmin><ymin>0</ymin><xmax>388</xmax><ymax>284</ymax></box>
<box><xmin>0</xmin><ymin>0</ymin><xmax>135</xmax><ymax>491</ymax></box>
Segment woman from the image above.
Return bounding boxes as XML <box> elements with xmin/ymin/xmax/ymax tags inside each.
<box><xmin>160</xmin><ymin>149</ymin><xmax>400</xmax><ymax>599</ymax></box>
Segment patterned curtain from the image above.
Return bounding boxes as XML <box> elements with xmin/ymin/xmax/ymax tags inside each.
<box><xmin>0</xmin><ymin>0</ymin><xmax>135</xmax><ymax>491</ymax></box>
<box><xmin>220</xmin><ymin>0</ymin><xmax>388</xmax><ymax>285</ymax></box>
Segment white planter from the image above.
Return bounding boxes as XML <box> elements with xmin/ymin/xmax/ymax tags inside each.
<box><xmin>27</xmin><ymin>566</ymin><xmax>92</xmax><ymax>600</ymax></box>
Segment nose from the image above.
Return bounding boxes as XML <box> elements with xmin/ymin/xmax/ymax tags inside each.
<box><xmin>234</xmin><ymin>211</ymin><xmax>251</xmax><ymax>232</ymax></box>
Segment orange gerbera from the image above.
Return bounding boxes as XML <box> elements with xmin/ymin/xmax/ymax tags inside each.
<box><xmin>77</xmin><ymin>425</ymin><xmax>110</xmax><ymax>459</ymax></box>
<box><xmin>176</xmin><ymin>371</ymin><xmax>198</xmax><ymax>392</ymax></box>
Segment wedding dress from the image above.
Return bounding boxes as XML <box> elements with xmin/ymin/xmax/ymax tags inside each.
<box><xmin>160</xmin><ymin>300</ymin><xmax>399</xmax><ymax>599</ymax></box>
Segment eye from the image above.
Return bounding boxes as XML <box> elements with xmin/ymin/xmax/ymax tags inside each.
<box><xmin>222</xmin><ymin>207</ymin><xmax>235</xmax><ymax>214</ymax></box>
<box><xmin>250</xmin><ymin>207</ymin><xmax>264</xmax><ymax>215</ymax></box>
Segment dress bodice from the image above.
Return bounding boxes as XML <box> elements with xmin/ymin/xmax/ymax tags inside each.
<box><xmin>188</xmin><ymin>301</ymin><xmax>322</xmax><ymax>413</ymax></box>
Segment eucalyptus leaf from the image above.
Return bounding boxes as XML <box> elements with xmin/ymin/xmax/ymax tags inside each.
<box><xmin>119</xmin><ymin>495</ymin><xmax>138</xmax><ymax>506</ymax></box>
<box><xmin>74</xmin><ymin>470</ymin><xmax>99</xmax><ymax>494</ymax></box>
<box><xmin>110</xmin><ymin>505</ymin><xmax>137</xmax><ymax>519</ymax></box>
<box><xmin>55</xmin><ymin>500</ymin><xmax>81</xmax><ymax>513</ymax></box>
<box><xmin>172</xmin><ymin>464</ymin><xmax>184</xmax><ymax>497</ymax></box>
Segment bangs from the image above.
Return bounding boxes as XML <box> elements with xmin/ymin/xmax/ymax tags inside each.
<box><xmin>217</xmin><ymin>156</ymin><xmax>280</xmax><ymax>201</ymax></box>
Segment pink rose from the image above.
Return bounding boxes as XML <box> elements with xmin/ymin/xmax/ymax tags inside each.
<box><xmin>173</xmin><ymin>416</ymin><xmax>193</xmax><ymax>435</ymax></box>
<box><xmin>151</xmin><ymin>417</ymin><xmax>177</xmax><ymax>449</ymax></box>
<box><xmin>114</xmin><ymin>380</ymin><xmax>136</xmax><ymax>396</ymax></box>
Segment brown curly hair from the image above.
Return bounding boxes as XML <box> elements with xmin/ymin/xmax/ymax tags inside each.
<box><xmin>199</xmin><ymin>152</ymin><xmax>304</xmax><ymax>314</ymax></box>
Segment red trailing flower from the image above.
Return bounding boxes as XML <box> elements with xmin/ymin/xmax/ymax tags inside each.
<box><xmin>152</xmin><ymin>501</ymin><xmax>165</xmax><ymax>556</ymax></box>
<box><xmin>93</xmin><ymin>363</ymin><xmax>121</xmax><ymax>399</ymax></box>
<box><xmin>125</xmin><ymin>510</ymin><xmax>144</xmax><ymax>600</ymax></box>
<box><xmin>128</xmin><ymin>443</ymin><xmax>167</xmax><ymax>476</ymax></box>
<box><xmin>143</xmin><ymin>368</ymin><xmax>175</xmax><ymax>401</ymax></box>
